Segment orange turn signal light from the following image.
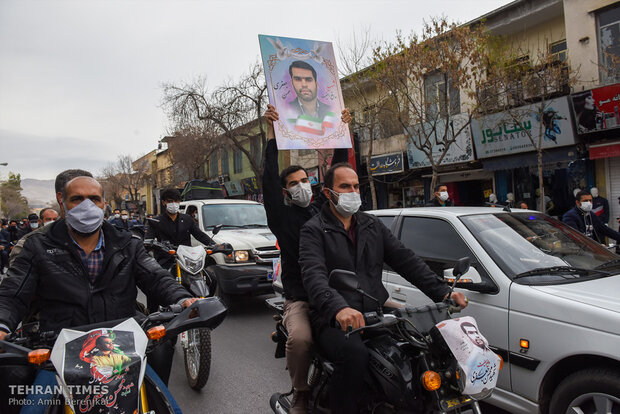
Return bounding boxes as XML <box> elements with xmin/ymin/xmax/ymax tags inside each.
<box><xmin>422</xmin><ymin>370</ymin><xmax>442</xmax><ymax>391</ymax></box>
<box><xmin>497</xmin><ymin>354</ymin><xmax>504</xmax><ymax>370</ymax></box>
<box><xmin>206</xmin><ymin>249</ymin><xmax>213</xmax><ymax>254</ymax></box>
<box><xmin>28</xmin><ymin>349</ymin><xmax>51</xmax><ymax>365</ymax></box>
<box><xmin>520</xmin><ymin>339</ymin><xmax>529</xmax><ymax>349</ymax></box>
<box><xmin>147</xmin><ymin>326</ymin><xmax>166</xmax><ymax>340</ymax></box>
<box><xmin>168</xmin><ymin>250</ymin><xmax>176</xmax><ymax>255</ymax></box>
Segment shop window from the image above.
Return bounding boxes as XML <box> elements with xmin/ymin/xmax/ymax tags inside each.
<box><xmin>233</xmin><ymin>149</ymin><xmax>243</xmax><ymax>173</ymax></box>
<box><xmin>550</xmin><ymin>40</ymin><xmax>567</xmax><ymax>63</ymax></box>
<box><xmin>424</xmin><ymin>72</ymin><xmax>460</xmax><ymax>120</ymax></box>
<box><xmin>598</xmin><ymin>4</ymin><xmax>620</xmax><ymax>84</ymax></box>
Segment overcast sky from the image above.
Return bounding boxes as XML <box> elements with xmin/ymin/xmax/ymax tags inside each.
<box><xmin>0</xmin><ymin>0</ymin><xmax>513</xmax><ymax>180</ymax></box>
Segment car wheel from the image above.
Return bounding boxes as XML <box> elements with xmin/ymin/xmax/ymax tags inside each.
<box><xmin>549</xmin><ymin>368</ymin><xmax>620</xmax><ymax>414</ymax></box>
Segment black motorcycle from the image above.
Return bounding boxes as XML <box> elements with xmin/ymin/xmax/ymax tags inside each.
<box><xmin>268</xmin><ymin>258</ymin><xmax>497</xmax><ymax>414</ymax></box>
<box><xmin>0</xmin><ymin>298</ymin><xmax>227</xmax><ymax>413</ymax></box>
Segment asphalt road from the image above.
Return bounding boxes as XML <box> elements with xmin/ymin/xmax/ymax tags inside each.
<box><xmin>167</xmin><ymin>294</ymin><xmax>290</xmax><ymax>414</ymax></box>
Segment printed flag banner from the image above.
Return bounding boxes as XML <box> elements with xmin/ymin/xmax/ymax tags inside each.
<box><xmin>259</xmin><ymin>34</ymin><xmax>351</xmax><ymax>150</ymax></box>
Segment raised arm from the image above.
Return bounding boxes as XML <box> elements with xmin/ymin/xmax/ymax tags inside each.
<box><xmin>262</xmin><ymin>104</ymin><xmax>287</xmax><ymax>225</ymax></box>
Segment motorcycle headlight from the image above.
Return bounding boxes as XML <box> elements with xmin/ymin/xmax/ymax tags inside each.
<box><xmin>184</xmin><ymin>258</ymin><xmax>204</xmax><ymax>274</ymax></box>
<box><xmin>234</xmin><ymin>250</ymin><xmax>249</xmax><ymax>262</ymax></box>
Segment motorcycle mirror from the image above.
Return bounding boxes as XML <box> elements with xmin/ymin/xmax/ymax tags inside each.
<box><xmin>212</xmin><ymin>224</ymin><xmax>223</xmax><ymax>236</ymax></box>
<box><xmin>328</xmin><ymin>269</ymin><xmax>360</xmax><ymax>292</ymax></box>
<box><xmin>452</xmin><ymin>257</ymin><xmax>471</xmax><ymax>280</ymax></box>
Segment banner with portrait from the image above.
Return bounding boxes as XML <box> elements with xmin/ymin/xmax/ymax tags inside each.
<box><xmin>259</xmin><ymin>34</ymin><xmax>351</xmax><ymax>150</ymax></box>
<box><xmin>436</xmin><ymin>316</ymin><xmax>500</xmax><ymax>398</ymax></box>
<box><xmin>50</xmin><ymin>319</ymin><xmax>148</xmax><ymax>414</ymax></box>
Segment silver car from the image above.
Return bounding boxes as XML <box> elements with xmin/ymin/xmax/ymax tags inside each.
<box><xmin>369</xmin><ymin>207</ymin><xmax>620</xmax><ymax>414</ymax></box>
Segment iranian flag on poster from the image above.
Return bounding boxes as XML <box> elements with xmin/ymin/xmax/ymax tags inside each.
<box><xmin>294</xmin><ymin>115</ymin><xmax>325</xmax><ymax>135</ymax></box>
<box><xmin>322</xmin><ymin>112</ymin><xmax>338</xmax><ymax>129</ymax></box>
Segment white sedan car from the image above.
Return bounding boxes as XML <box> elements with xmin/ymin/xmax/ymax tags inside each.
<box><xmin>369</xmin><ymin>207</ymin><xmax>620</xmax><ymax>414</ymax></box>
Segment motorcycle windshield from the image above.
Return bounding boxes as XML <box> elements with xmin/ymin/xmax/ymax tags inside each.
<box><xmin>49</xmin><ymin>318</ymin><xmax>148</xmax><ymax>413</ymax></box>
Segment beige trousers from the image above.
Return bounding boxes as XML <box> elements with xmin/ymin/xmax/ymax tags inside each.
<box><xmin>282</xmin><ymin>300</ymin><xmax>313</xmax><ymax>391</ymax></box>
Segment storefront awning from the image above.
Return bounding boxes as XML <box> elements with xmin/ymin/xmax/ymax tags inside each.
<box><xmin>589</xmin><ymin>142</ymin><xmax>620</xmax><ymax>160</ymax></box>
<box><xmin>481</xmin><ymin>146</ymin><xmax>578</xmax><ymax>171</ymax></box>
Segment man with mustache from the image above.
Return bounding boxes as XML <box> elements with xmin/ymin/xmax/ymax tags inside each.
<box><xmin>287</xmin><ymin>60</ymin><xmax>333</xmax><ymax>121</ymax></box>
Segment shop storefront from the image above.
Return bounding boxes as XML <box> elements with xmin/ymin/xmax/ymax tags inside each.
<box><xmin>572</xmin><ymin>83</ymin><xmax>620</xmax><ymax>226</ymax></box>
<box><xmin>406</xmin><ymin>113</ymin><xmax>481</xmax><ymax>205</ymax></box>
<box><xmin>474</xmin><ymin>96</ymin><xmax>581</xmax><ymax>216</ymax></box>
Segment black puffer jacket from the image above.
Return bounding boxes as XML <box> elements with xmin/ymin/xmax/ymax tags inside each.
<box><xmin>0</xmin><ymin>219</ymin><xmax>189</xmax><ymax>332</ymax></box>
<box><xmin>300</xmin><ymin>204</ymin><xmax>450</xmax><ymax>326</ymax></box>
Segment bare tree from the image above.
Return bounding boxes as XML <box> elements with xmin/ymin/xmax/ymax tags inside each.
<box><xmin>166</xmin><ymin>122</ymin><xmax>222</xmax><ymax>182</ymax></box>
<box><xmin>338</xmin><ymin>28</ymin><xmax>399</xmax><ymax>209</ymax></box>
<box><xmin>373</xmin><ymin>17</ymin><xmax>490</xmax><ymax>193</ymax></box>
<box><xmin>485</xmin><ymin>42</ymin><xmax>576</xmax><ymax>212</ymax></box>
<box><xmin>162</xmin><ymin>62</ymin><xmax>269</xmax><ymax>192</ymax></box>
<box><xmin>101</xmin><ymin>155</ymin><xmax>149</xmax><ymax>213</ymax></box>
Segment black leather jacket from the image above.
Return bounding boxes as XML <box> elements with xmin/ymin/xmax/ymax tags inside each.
<box><xmin>0</xmin><ymin>219</ymin><xmax>189</xmax><ymax>332</ymax></box>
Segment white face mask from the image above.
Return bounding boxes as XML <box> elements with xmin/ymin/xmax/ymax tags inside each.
<box><xmin>30</xmin><ymin>222</ymin><xmax>39</xmax><ymax>229</ymax></box>
<box><xmin>579</xmin><ymin>201</ymin><xmax>592</xmax><ymax>213</ymax></box>
<box><xmin>329</xmin><ymin>189</ymin><xmax>362</xmax><ymax>218</ymax></box>
<box><xmin>114</xmin><ymin>214</ymin><xmax>121</xmax><ymax>219</ymax></box>
<box><xmin>287</xmin><ymin>182</ymin><xmax>313</xmax><ymax>208</ymax></box>
<box><xmin>438</xmin><ymin>191</ymin><xmax>449</xmax><ymax>202</ymax></box>
<box><xmin>121</xmin><ymin>215</ymin><xmax>128</xmax><ymax>220</ymax></box>
<box><xmin>44</xmin><ymin>220</ymin><xmax>55</xmax><ymax>226</ymax></box>
<box><xmin>65</xmin><ymin>198</ymin><xmax>105</xmax><ymax>234</ymax></box>
<box><xmin>166</xmin><ymin>202</ymin><xmax>180</xmax><ymax>214</ymax></box>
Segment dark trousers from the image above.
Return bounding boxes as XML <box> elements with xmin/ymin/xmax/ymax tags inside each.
<box><xmin>314</xmin><ymin>323</ymin><xmax>369</xmax><ymax>414</ymax></box>
<box><xmin>147</xmin><ymin>337</ymin><xmax>176</xmax><ymax>386</ymax></box>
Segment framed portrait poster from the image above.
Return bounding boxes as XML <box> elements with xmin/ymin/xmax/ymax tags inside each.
<box><xmin>259</xmin><ymin>34</ymin><xmax>351</xmax><ymax>150</ymax></box>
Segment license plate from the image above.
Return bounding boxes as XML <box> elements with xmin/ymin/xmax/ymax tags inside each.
<box><xmin>443</xmin><ymin>395</ymin><xmax>472</xmax><ymax>410</ymax></box>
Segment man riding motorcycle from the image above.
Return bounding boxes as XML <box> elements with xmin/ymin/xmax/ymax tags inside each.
<box><xmin>0</xmin><ymin>176</ymin><xmax>196</xmax><ymax>414</ymax></box>
<box><xmin>299</xmin><ymin>163</ymin><xmax>468</xmax><ymax>414</ymax></box>
<box><xmin>262</xmin><ymin>104</ymin><xmax>351</xmax><ymax>413</ymax></box>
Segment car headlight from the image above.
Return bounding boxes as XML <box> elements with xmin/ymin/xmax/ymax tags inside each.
<box><xmin>234</xmin><ymin>250</ymin><xmax>250</xmax><ymax>262</ymax></box>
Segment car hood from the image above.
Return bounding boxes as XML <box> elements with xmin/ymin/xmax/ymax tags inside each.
<box><xmin>210</xmin><ymin>227</ymin><xmax>277</xmax><ymax>250</ymax></box>
<box><xmin>531</xmin><ymin>275</ymin><xmax>620</xmax><ymax>313</ymax></box>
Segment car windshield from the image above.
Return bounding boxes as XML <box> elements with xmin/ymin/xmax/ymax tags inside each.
<box><xmin>460</xmin><ymin>213</ymin><xmax>619</xmax><ymax>281</ymax></box>
<box><xmin>201</xmin><ymin>204</ymin><xmax>268</xmax><ymax>229</ymax></box>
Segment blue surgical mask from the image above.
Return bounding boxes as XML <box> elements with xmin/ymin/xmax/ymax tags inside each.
<box><xmin>65</xmin><ymin>199</ymin><xmax>105</xmax><ymax>234</ymax></box>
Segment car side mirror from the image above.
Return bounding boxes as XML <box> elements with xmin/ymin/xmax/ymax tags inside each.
<box><xmin>452</xmin><ymin>257</ymin><xmax>471</xmax><ymax>280</ymax></box>
<box><xmin>328</xmin><ymin>269</ymin><xmax>360</xmax><ymax>292</ymax></box>
<box><xmin>212</xmin><ymin>224</ymin><xmax>223</xmax><ymax>236</ymax></box>
<box><xmin>444</xmin><ymin>266</ymin><xmax>482</xmax><ymax>284</ymax></box>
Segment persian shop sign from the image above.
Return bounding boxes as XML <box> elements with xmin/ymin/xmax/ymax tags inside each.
<box><xmin>472</xmin><ymin>96</ymin><xmax>576</xmax><ymax>159</ymax></box>
<box><xmin>369</xmin><ymin>153</ymin><xmax>404</xmax><ymax>176</ymax></box>
<box><xmin>571</xmin><ymin>83</ymin><xmax>620</xmax><ymax>134</ymax></box>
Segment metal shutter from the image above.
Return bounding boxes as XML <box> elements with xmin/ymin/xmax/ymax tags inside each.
<box><xmin>608</xmin><ymin>157</ymin><xmax>620</xmax><ymax>228</ymax></box>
